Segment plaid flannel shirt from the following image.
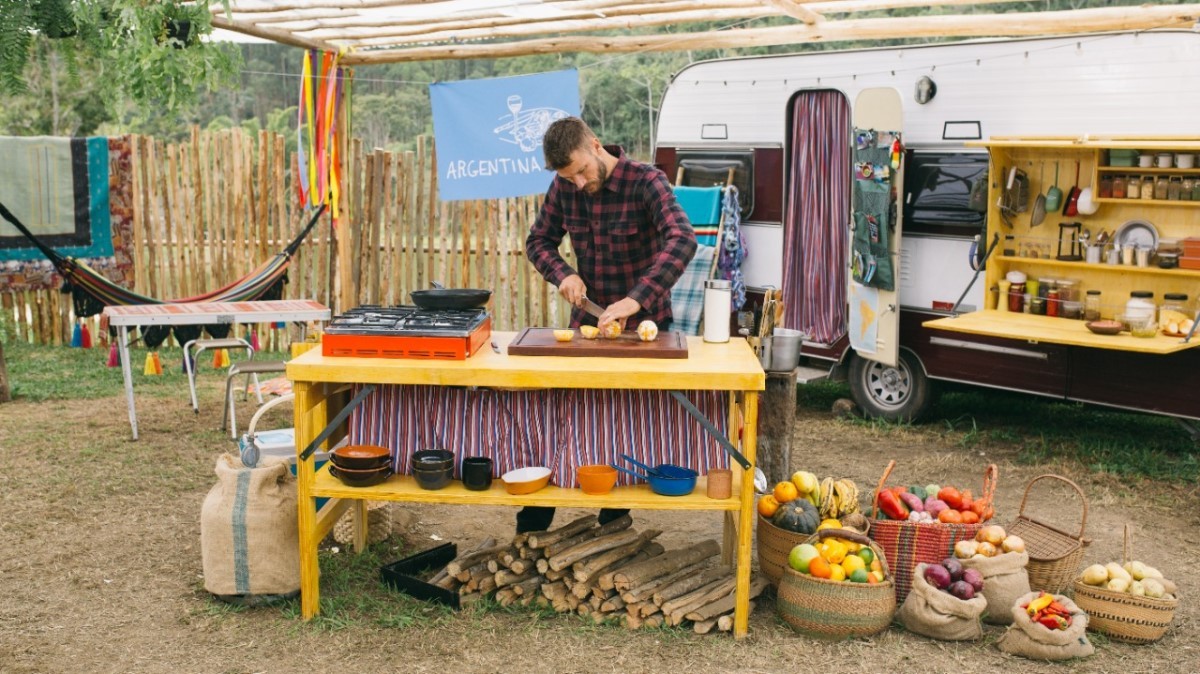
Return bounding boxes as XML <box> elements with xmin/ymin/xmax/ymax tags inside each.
<box><xmin>526</xmin><ymin>146</ymin><xmax>696</xmax><ymax>327</ymax></box>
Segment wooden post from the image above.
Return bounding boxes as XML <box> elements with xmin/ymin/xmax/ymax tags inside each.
<box><xmin>759</xmin><ymin>370</ymin><xmax>798</xmax><ymax>484</ymax></box>
<box><xmin>0</xmin><ymin>339</ymin><xmax>11</xmax><ymax>403</ymax></box>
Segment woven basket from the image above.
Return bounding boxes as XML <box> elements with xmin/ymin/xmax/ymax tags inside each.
<box><xmin>1007</xmin><ymin>474</ymin><xmax>1088</xmax><ymax>594</ymax></box>
<box><xmin>1071</xmin><ymin>525</ymin><xmax>1179</xmax><ymax>644</ymax></box>
<box><xmin>868</xmin><ymin>460</ymin><xmax>997</xmax><ymax>604</ymax></box>
<box><xmin>333</xmin><ymin>501</ymin><xmax>394</xmax><ymax>546</ymax></box>
<box><xmin>776</xmin><ymin>529</ymin><xmax>896</xmax><ymax>639</ymax></box>
<box><xmin>757</xmin><ymin>513</ymin><xmax>808</xmax><ymax>586</ymax></box>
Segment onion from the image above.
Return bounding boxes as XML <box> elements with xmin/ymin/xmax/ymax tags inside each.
<box><xmin>977</xmin><ymin>525</ymin><xmax>1006</xmax><ymax>546</ymax></box>
<box><xmin>941</xmin><ymin>557</ymin><xmax>964</xmax><ymax>582</ymax></box>
<box><xmin>1001</xmin><ymin>535</ymin><xmax>1026</xmax><ymax>553</ymax></box>
<box><xmin>962</xmin><ymin>568</ymin><xmax>985</xmax><ymax>593</ymax></box>
<box><xmin>923</xmin><ymin>563</ymin><xmax>952</xmax><ymax>590</ymax></box>
<box><xmin>948</xmin><ymin>580</ymin><xmax>975</xmax><ymax>600</ymax></box>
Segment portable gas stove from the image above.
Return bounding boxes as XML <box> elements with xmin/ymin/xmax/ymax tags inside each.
<box><xmin>321</xmin><ymin>305</ymin><xmax>492</xmax><ymax>360</ymax></box>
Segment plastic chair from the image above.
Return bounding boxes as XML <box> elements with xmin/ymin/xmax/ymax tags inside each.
<box><xmin>222</xmin><ymin>359</ymin><xmax>288</xmax><ymax>439</ymax></box>
<box><xmin>184</xmin><ymin>337</ymin><xmax>254</xmax><ymax>414</ymax></box>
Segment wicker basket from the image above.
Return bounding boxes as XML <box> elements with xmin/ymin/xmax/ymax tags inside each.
<box><xmin>1072</xmin><ymin>525</ymin><xmax>1179</xmax><ymax>644</ymax></box>
<box><xmin>868</xmin><ymin>460</ymin><xmax>997</xmax><ymax>603</ymax></box>
<box><xmin>333</xmin><ymin>501</ymin><xmax>395</xmax><ymax>546</ymax></box>
<box><xmin>1007</xmin><ymin>474</ymin><xmax>1089</xmax><ymax>594</ymax></box>
<box><xmin>757</xmin><ymin>513</ymin><xmax>807</xmax><ymax>586</ymax></box>
<box><xmin>776</xmin><ymin>529</ymin><xmax>896</xmax><ymax>639</ymax></box>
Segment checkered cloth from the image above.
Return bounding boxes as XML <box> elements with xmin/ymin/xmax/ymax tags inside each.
<box><xmin>670</xmin><ymin>243</ymin><xmax>715</xmax><ymax>335</ymax></box>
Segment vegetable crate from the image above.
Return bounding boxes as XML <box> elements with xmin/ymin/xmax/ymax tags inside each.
<box><xmin>1006</xmin><ymin>474</ymin><xmax>1089</xmax><ymax>594</ymax></box>
<box><xmin>869</xmin><ymin>461</ymin><xmax>997</xmax><ymax>603</ymax></box>
<box><xmin>776</xmin><ymin>530</ymin><xmax>895</xmax><ymax>639</ymax></box>
<box><xmin>1071</xmin><ymin>525</ymin><xmax>1178</xmax><ymax>644</ymax></box>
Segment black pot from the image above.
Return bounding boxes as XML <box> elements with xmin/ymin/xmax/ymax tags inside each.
<box><xmin>410</xmin><ymin>289</ymin><xmax>491</xmax><ymax>311</ymax></box>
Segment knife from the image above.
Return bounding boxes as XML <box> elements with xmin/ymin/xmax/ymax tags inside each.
<box><xmin>580</xmin><ymin>297</ymin><xmax>605</xmax><ymax>320</ymax></box>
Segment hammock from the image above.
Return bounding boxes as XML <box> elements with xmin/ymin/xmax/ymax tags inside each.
<box><xmin>0</xmin><ymin>201</ymin><xmax>326</xmax><ymax>347</ymax></box>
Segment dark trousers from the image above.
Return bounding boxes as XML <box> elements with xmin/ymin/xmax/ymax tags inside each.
<box><xmin>516</xmin><ymin>507</ymin><xmax>630</xmax><ymax>533</ymax></box>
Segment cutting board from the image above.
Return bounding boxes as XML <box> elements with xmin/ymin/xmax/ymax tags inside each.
<box><xmin>507</xmin><ymin>328</ymin><xmax>689</xmax><ymax>359</ymax></box>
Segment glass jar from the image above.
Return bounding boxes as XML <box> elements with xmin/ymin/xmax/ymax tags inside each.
<box><xmin>1099</xmin><ymin>175</ymin><xmax>1113</xmax><ymax>198</ymax></box>
<box><xmin>1111</xmin><ymin>175</ymin><xmax>1126</xmax><ymax>199</ymax></box>
<box><xmin>1141</xmin><ymin>175</ymin><xmax>1156</xmax><ymax>200</ymax></box>
<box><xmin>1126</xmin><ymin>175</ymin><xmax>1141</xmax><ymax>199</ymax></box>
<box><xmin>1153</xmin><ymin>176</ymin><xmax>1169</xmax><ymax>200</ymax></box>
<box><xmin>1046</xmin><ymin>289</ymin><xmax>1060</xmax><ymax>317</ymax></box>
<box><xmin>1084</xmin><ymin>289</ymin><xmax>1102</xmax><ymax>321</ymax></box>
<box><xmin>1168</xmin><ymin>176</ymin><xmax>1183</xmax><ymax>200</ymax></box>
<box><xmin>1193</xmin><ymin>178</ymin><xmax>1200</xmax><ymax>201</ymax></box>
<box><xmin>1125</xmin><ymin>290</ymin><xmax>1156</xmax><ymax>330</ymax></box>
<box><xmin>1182</xmin><ymin>178</ymin><xmax>1195</xmax><ymax>202</ymax></box>
<box><xmin>1161</xmin><ymin>293</ymin><xmax>1189</xmax><ymax>332</ymax></box>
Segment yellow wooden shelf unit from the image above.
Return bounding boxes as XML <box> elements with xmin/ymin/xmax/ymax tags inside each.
<box><xmin>923</xmin><ymin>310</ymin><xmax>1198</xmax><ymax>354</ymax></box>
<box><xmin>288</xmin><ymin>332</ymin><xmax>766</xmax><ymax>638</ymax></box>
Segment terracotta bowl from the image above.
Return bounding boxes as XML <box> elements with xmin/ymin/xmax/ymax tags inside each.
<box><xmin>329</xmin><ymin>464</ymin><xmax>392</xmax><ymax>488</ymax></box>
<box><xmin>331</xmin><ymin>444</ymin><xmax>392</xmax><ymax>471</ymax></box>
<box><xmin>577</xmin><ymin>464</ymin><xmax>617</xmax><ymax>495</ymax></box>
<box><xmin>501</xmin><ymin>467</ymin><xmax>552</xmax><ymax>495</ymax></box>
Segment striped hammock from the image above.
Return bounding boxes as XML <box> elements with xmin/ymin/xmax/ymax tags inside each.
<box><xmin>0</xmin><ymin>201</ymin><xmax>325</xmax><ymax>347</ymax></box>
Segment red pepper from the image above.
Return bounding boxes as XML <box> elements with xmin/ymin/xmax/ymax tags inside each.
<box><xmin>1038</xmin><ymin>614</ymin><xmax>1069</xmax><ymax>630</ymax></box>
<box><xmin>877</xmin><ymin>489</ymin><xmax>910</xmax><ymax>520</ymax></box>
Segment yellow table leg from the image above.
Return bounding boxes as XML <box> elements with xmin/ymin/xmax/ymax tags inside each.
<box><xmin>734</xmin><ymin>390</ymin><xmax>758</xmax><ymax>639</ymax></box>
<box><xmin>295</xmin><ymin>381</ymin><xmax>324</xmax><ymax>620</ymax></box>
<box><xmin>352</xmin><ymin>500</ymin><xmax>369</xmax><ymax>552</ymax></box>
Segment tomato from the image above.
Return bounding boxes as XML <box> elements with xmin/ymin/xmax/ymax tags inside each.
<box><xmin>938</xmin><ymin>508</ymin><xmax>964</xmax><ymax>524</ymax></box>
<box><xmin>960</xmin><ymin>509</ymin><xmax>980</xmax><ymax>524</ymax></box>
<box><xmin>937</xmin><ymin>487</ymin><xmax>964</xmax><ymax>510</ymax></box>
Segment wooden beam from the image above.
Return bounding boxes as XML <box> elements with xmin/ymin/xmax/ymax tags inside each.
<box><xmin>765</xmin><ymin>0</ymin><xmax>821</xmax><ymax>25</ymax></box>
<box><xmin>209</xmin><ymin>14</ymin><xmax>339</xmax><ymax>51</ymax></box>
<box><xmin>341</xmin><ymin>5</ymin><xmax>1200</xmax><ymax>63</ymax></box>
<box><xmin>214</xmin><ymin>0</ymin><xmax>454</xmax><ymax>12</ymax></box>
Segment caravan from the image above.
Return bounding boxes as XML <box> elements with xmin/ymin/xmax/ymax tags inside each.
<box><xmin>655</xmin><ymin>31</ymin><xmax>1200</xmax><ymax>422</ymax></box>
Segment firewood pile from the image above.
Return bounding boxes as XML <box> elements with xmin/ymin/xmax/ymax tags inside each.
<box><xmin>427</xmin><ymin>514</ymin><xmax>768</xmax><ymax>633</ymax></box>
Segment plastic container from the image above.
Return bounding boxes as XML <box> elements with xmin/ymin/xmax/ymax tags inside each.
<box><xmin>1126</xmin><ymin>291</ymin><xmax>1156</xmax><ymax>327</ymax></box>
<box><xmin>703</xmin><ymin>279</ymin><xmax>732</xmax><ymax>343</ymax></box>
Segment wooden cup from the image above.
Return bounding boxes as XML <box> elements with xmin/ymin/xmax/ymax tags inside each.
<box><xmin>706</xmin><ymin>469</ymin><xmax>732</xmax><ymax>499</ymax></box>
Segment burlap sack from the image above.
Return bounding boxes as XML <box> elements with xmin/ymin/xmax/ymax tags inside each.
<box><xmin>961</xmin><ymin>551</ymin><xmax>1031</xmax><ymax>625</ymax></box>
<box><xmin>997</xmin><ymin>591</ymin><xmax>1094</xmax><ymax>661</ymax></box>
<box><xmin>897</xmin><ymin>563</ymin><xmax>988</xmax><ymax>641</ymax></box>
<box><xmin>201</xmin><ymin>454</ymin><xmax>299</xmax><ymax>600</ymax></box>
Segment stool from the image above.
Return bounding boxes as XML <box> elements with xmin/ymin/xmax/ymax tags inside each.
<box><xmin>222</xmin><ymin>360</ymin><xmax>288</xmax><ymax>439</ymax></box>
<box><xmin>185</xmin><ymin>337</ymin><xmax>254</xmax><ymax>413</ymax></box>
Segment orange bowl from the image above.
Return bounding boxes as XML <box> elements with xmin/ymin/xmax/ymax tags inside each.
<box><xmin>501</xmin><ymin>467</ymin><xmax>551</xmax><ymax>495</ymax></box>
<box><xmin>577</xmin><ymin>464</ymin><xmax>618</xmax><ymax>495</ymax></box>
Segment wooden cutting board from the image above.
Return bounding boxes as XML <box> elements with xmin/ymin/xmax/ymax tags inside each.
<box><xmin>507</xmin><ymin>328</ymin><xmax>689</xmax><ymax>359</ymax></box>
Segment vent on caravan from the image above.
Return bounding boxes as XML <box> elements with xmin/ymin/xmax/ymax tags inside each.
<box><xmin>674</xmin><ymin>150</ymin><xmax>753</xmax><ymax>218</ymax></box>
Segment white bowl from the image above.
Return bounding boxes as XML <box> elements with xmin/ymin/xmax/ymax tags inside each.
<box><xmin>501</xmin><ymin>466</ymin><xmax>552</xmax><ymax>494</ymax></box>
<box><xmin>1176</xmin><ymin>153</ymin><xmax>1195</xmax><ymax>169</ymax></box>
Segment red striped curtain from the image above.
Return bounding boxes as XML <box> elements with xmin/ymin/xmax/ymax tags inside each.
<box><xmin>781</xmin><ymin>90</ymin><xmax>851</xmax><ymax>345</ymax></box>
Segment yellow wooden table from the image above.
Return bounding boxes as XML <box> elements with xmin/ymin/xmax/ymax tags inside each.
<box><xmin>287</xmin><ymin>332</ymin><xmax>766</xmax><ymax>637</ymax></box>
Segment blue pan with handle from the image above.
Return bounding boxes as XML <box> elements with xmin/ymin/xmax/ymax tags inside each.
<box><xmin>613</xmin><ymin>455</ymin><xmax>697</xmax><ymax>496</ymax></box>
<box><xmin>620</xmin><ymin>454</ymin><xmax>697</xmax><ymax>480</ymax></box>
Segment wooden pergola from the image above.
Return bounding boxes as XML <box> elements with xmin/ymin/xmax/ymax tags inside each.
<box><xmin>209</xmin><ymin>0</ymin><xmax>1200</xmax><ymax>63</ymax></box>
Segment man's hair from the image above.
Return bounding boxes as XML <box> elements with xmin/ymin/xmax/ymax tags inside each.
<box><xmin>542</xmin><ymin>116</ymin><xmax>595</xmax><ymax>170</ymax></box>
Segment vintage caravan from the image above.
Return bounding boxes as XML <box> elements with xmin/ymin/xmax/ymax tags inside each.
<box><xmin>655</xmin><ymin>31</ymin><xmax>1200</xmax><ymax>422</ymax></box>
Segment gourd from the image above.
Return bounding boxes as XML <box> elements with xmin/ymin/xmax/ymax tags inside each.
<box><xmin>772</xmin><ymin>498</ymin><xmax>820</xmax><ymax>534</ymax></box>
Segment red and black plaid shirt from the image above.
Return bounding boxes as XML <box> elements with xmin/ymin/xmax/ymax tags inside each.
<box><xmin>526</xmin><ymin>146</ymin><xmax>696</xmax><ymax>328</ymax></box>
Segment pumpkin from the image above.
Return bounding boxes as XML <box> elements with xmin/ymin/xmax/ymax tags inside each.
<box><xmin>772</xmin><ymin>498</ymin><xmax>820</xmax><ymax>534</ymax></box>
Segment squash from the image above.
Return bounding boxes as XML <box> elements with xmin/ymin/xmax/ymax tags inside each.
<box><xmin>772</xmin><ymin>498</ymin><xmax>820</xmax><ymax>534</ymax></box>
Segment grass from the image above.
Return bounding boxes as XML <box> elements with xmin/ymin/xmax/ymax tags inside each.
<box><xmin>796</xmin><ymin>379</ymin><xmax>1199</xmax><ymax>482</ymax></box>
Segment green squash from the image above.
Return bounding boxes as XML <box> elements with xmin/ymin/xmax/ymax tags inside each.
<box><xmin>772</xmin><ymin>498</ymin><xmax>820</xmax><ymax>534</ymax></box>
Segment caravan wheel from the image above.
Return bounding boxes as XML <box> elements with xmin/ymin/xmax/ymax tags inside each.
<box><xmin>848</xmin><ymin>350</ymin><xmax>933</xmax><ymax>422</ymax></box>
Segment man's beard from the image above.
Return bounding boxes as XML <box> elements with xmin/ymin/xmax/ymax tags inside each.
<box><xmin>583</xmin><ymin>155</ymin><xmax>608</xmax><ymax>195</ymax></box>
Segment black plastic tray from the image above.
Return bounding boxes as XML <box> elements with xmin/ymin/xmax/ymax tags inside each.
<box><xmin>379</xmin><ymin>542</ymin><xmax>460</xmax><ymax>610</ymax></box>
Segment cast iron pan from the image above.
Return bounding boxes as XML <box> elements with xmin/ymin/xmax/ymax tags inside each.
<box><xmin>410</xmin><ymin>288</ymin><xmax>491</xmax><ymax>310</ymax></box>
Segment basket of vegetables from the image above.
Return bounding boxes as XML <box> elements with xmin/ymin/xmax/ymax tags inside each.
<box><xmin>1071</xmin><ymin>525</ymin><xmax>1179</xmax><ymax>644</ymax></box>
<box><xmin>757</xmin><ymin>472</ymin><xmax>867</xmax><ymax>586</ymax></box>
<box><xmin>868</xmin><ymin>460</ymin><xmax>998</xmax><ymax>603</ymax></box>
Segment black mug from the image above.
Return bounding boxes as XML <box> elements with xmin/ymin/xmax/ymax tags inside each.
<box><xmin>462</xmin><ymin>456</ymin><xmax>494</xmax><ymax>491</ymax></box>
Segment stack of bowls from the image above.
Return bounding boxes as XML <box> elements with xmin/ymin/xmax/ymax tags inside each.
<box><xmin>329</xmin><ymin>444</ymin><xmax>393</xmax><ymax>487</ymax></box>
<box><xmin>412</xmin><ymin>449</ymin><xmax>455</xmax><ymax>490</ymax></box>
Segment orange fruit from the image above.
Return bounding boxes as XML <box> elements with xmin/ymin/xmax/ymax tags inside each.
<box><xmin>870</xmin><ymin>559</ymin><xmax>883</xmax><ymax>573</ymax></box>
<box><xmin>808</xmin><ymin>557</ymin><xmax>832</xmax><ymax>579</ymax></box>
<box><xmin>757</xmin><ymin>495</ymin><xmax>780</xmax><ymax>518</ymax></box>
<box><xmin>773</xmin><ymin>481</ymin><xmax>799</xmax><ymax>503</ymax></box>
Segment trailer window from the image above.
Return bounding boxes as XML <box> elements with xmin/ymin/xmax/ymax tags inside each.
<box><xmin>903</xmin><ymin>151</ymin><xmax>987</xmax><ymax>236</ymax></box>
<box><xmin>673</xmin><ymin>151</ymin><xmax>754</xmax><ymax>219</ymax></box>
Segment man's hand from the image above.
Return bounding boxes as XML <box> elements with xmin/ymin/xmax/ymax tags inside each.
<box><xmin>598</xmin><ymin>297</ymin><xmax>641</xmax><ymax>334</ymax></box>
<box><xmin>557</xmin><ymin>274</ymin><xmax>587</xmax><ymax>307</ymax></box>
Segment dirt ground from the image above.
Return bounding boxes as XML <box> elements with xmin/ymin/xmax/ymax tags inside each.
<box><xmin>0</xmin><ymin>381</ymin><xmax>1196</xmax><ymax>674</ymax></box>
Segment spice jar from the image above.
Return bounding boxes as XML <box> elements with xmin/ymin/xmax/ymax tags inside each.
<box><xmin>1046</xmin><ymin>289</ymin><xmax>1060</xmax><ymax>317</ymax></box>
<box><xmin>1126</xmin><ymin>176</ymin><xmax>1141</xmax><ymax>199</ymax></box>
<box><xmin>1006</xmin><ymin>271</ymin><xmax>1027</xmax><ymax>313</ymax></box>
<box><xmin>1099</xmin><ymin>175</ymin><xmax>1113</xmax><ymax>199</ymax></box>
<box><xmin>1168</xmin><ymin>176</ymin><xmax>1183</xmax><ymax>200</ymax></box>
<box><xmin>1154</xmin><ymin>176</ymin><xmax>1170</xmax><ymax>200</ymax></box>
<box><xmin>1141</xmin><ymin>175</ymin><xmax>1156</xmax><ymax>200</ymax></box>
<box><xmin>1161</xmin><ymin>293</ymin><xmax>1189</xmax><ymax>332</ymax></box>
<box><xmin>1111</xmin><ymin>175</ymin><xmax>1126</xmax><ymax>199</ymax></box>
<box><xmin>1084</xmin><ymin>289</ymin><xmax>1102</xmax><ymax>321</ymax></box>
<box><xmin>1182</xmin><ymin>178</ymin><xmax>1194</xmax><ymax>202</ymax></box>
<box><xmin>1193</xmin><ymin>179</ymin><xmax>1200</xmax><ymax>201</ymax></box>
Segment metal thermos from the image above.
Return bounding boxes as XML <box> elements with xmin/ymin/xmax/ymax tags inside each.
<box><xmin>703</xmin><ymin>279</ymin><xmax>732</xmax><ymax>343</ymax></box>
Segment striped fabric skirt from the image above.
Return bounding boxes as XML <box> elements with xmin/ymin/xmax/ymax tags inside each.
<box><xmin>347</xmin><ymin>385</ymin><xmax>733</xmax><ymax>487</ymax></box>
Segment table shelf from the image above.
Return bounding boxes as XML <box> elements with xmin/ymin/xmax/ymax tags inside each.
<box><xmin>996</xmin><ymin>255</ymin><xmax>1200</xmax><ymax>279</ymax></box>
<box><xmin>924</xmin><ymin>310</ymin><xmax>1198</xmax><ymax>354</ymax></box>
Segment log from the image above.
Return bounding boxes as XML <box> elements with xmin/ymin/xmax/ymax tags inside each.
<box><xmin>525</xmin><ymin>514</ymin><xmax>596</xmax><ymax>549</ymax></box>
<box><xmin>643</xmin><ymin>613</ymin><xmax>664</xmax><ymax>629</ymax></box>
<box><xmin>509</xmin><ymin>557</ymin><xmax>533</xmax><ymax>575</ymax></box>
<box><xmin>653</xmin><ymin>565</ymin><xmax>731</xmax><ymax>606</ymax></box>
<box><xmin>613</xmin><ymin>539</ymin><xmax>720</xmax><ymax>591</ymax></box>
<box><xmin>430</xmin><ymin>536</ymin><xmax>495</xmax><ymax>586</ymax></box>
<box><xmin>661</xmin><ymin>576</ymin><xmax>734</xmax><ymax>621</ymax></box>
<box><xmin>500</xmin><ymin>547</ymin><xmax>519</xmax><ymax>567</ymax></box>
<box><xmin>544</xmin><ymin>567</ymin><xmax>566</xmax><ymax>581</ymax></box>
<box><xmin>589</xmin><ymin>595</ymin><xmax>603</xmax><ymax>611</ymax></box>
<box><xmin>432</xmin><ymin>574</ymin><xmax>458</xmax><ymax>591</ymax></box>
<box><xmin>477</xmin><ymin>575</ymin><xmax>497</xmax><ymax>594</ymax></box>
<box><xmin>571</xmin><ymin>579</ymin><xmax>595</xmax><ymax>600</ymax></box>
<box><xmin>519</xmin><ymin>593</ymin><xmax>536</xmax><ymax>607</ymax></box>
<box><xmin>511</xmin><ymin>576</ymin><xmax>542</xmax><ymax>597</ymax></box>
<box><xmin>600</xmin><ymin>595</ymin><xmax>626</xmax><ymax>612</ymax></box>
<box><xmin>459</xmin><ymin>592</ymin><xmax>485</xmax><ymax>607</ymax></box>
<box><xmin>685</xmin><ymin>580</ymin><xmax>768</xmax><ymax>623</ymax></box>
<box><xmin>666</xmin><ymin>577</ymin><xmax>737</xmax><ymax>627</ymax></box>
<box><xmin>548</xmin><ymin>527</ymin><xmax>641</xmax><ymax>571</ymax></box>
<box><xmin>540</xmin><ymin>581</ymin><xmax>568</xmax><ymax>601</ymax></box>
<box><xmin>518</xmin><ymin>545</ymin><xmax>544</xmax><ymax>561</ymax></box>
<box><xmin>693</xmin><ymin>617</ymin><xmax>718</xmax><ymax>634</ymax></box>
<box><xmin>718</xmin><ymin>605</ymin><xmax>753</xmax><ymax>633</ymax></box>
<box><xmin>494</xmin><ymin>569</ymin><xmax>533</xmax><ymax>587</ymax></box>
<box><xmin>455</xmin><ymin>561</ymin><xmax>486</xmax><ymax>584</ymax></box>
<box><xmin>495</xmin><ymin>588</ymin><xmax>518</xmax><ymax>607</ymax></box>
<box><xmin>535</xmin><ymin>558</ymin><xmax>550</xmax><ymax>574</ymax></box>
<box><xmin>446</xmin><ymin>544</ymin><xmax>509</xmax><ymax>576</ymax></box>
<box><xmin>597</xmin><ymin>545</ymin><xmax>663</xmax><ymax>591</ymax></box>
<box><xmin>577</xmin><ymin>603</ymin><xmax>592</xmax><ymax>617</ymax></box>
<box><xmin>572</xmin><ymin>529</ymin><xmax>662</xmax><ymax>582</ymax></box>
<box><xmin>543</xmin><ymin>528</ymin><xmax>599</xmax><ymax>559</ymax></box>
<box><xmin>621</xmin><ymin>560</ymin><xmax>709</xmax><ymax>605</ymax></box>
<box><xmin>512</xmin><ymin>533</ymin><xmax>529</xmax><ymax>547</ymax></box>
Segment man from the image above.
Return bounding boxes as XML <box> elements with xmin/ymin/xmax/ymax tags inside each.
<box><xmin>520</xmin><ymin>116</ymin><xmax>697</xmax><ymax>533</ymax></box>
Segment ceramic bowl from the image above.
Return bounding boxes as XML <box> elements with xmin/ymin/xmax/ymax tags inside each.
<box><xmin>412</xmin><ymin>449</ymin><xmax>454</xmax><ymax>470</ymax></box>
<box><xmin>501</xmin><ymin>467</ymin><xmax>552</xmax><ymax>495</ymax></box>
<box><xmin>330</xmin><ymin>444</ymin><xmax>392</xmax><ymax>471</ymax></box>
<box><xmin>330</xmin><ymin>464</ymin><xmax>392</xmax><ymax>488</ymax></box>
<box><xmin>412</xmin><ymin>466</ymin><xmax>452</xmax><ymax>490</ymax></box>
<box><xmin>577</xmin><ymin>464</ymin><xmax>618</xmax><ymax>495</ymax></box>
<box><xmin>1085</xmin><ymin>319</ymin><xmax>1123</xmax><ymax>336</ymax></box>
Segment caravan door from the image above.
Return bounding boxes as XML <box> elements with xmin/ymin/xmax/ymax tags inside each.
<box><xmin>847</xmin><ymin>88</ymin><xmax>904</xmax><ymax>368</ymax></box>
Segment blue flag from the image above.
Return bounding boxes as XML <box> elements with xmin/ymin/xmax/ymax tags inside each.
<box><xmin>430</xmin><ymin>69</ymin><xmax>580</xmax><ymax>201</ymax></box>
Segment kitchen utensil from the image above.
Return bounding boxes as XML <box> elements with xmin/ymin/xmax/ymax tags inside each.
<box><xmin>330</xmin><ymin>464</ymin><xmax>393</xmax><ymax>488</ymax></box>
<box><xmin>461</xmin><ymin>456</ymin><xmax>494</xmax><ymax>491</ymax></box>
<box><xmin>412</xmin><ymin>448</ymin><xmax>455</xmax><ymax>470</ymax></box>
<box><xmin>410</xmin><ymin>287</ymin><xmax>492</xmax><ymax>310</ymax></box>
<box><xmin>412</xmin><ymin>465</ymin><xmax>452</xmax><ymax>490</ymax></box>
<box><xmin>1112</xmin><ymin>219</ymin><xmax>1160</xmax><ymax>251</ymax></box>
<box><xmin>1056</xmin><ymin>222</ymin><xmax>1083</xmax><ymax>261</ymax></box>
<box><xmin>330</xmin><ymin>444</ymin><xmax>392</xmax><ymax>471</ymax></box>
<box><xmin>1085</xmin><ymin>320</ymin><xmax>1123</xmax><ymax>335</ymax></box>
<box><xmin>1045</xmin><ymin>162</ymin><xmax>1063</xmax><ymax>212</ymax></box>
<box><xmin>1062</xmin><ymin>161</ymin><xmax>1081</xmax><ymax>216</ymax></box>
<box><xmin>1030</xmin><ymin>162</ymin><xmax>1047</xmax><ymax>226</ymax></box>
<box><xmin>577</xmin><ymin>464</ymin><xmax>618</xmax><ymax>495</ymax></box>
<box><xmin>1077</xmin><ymin>187</ymin><xmax>1099</xmax><ymax>215</ymax></box>
<box><xmin>707</xmin><ymin>469</ymin><xmax>733</xmax><ymax>499</ymax></box>
<box><xmin>501</xmin><ymin>466</ymin><xmax>552</xmax><ymax>495</ymax></box>
<box><xmin>621</xmin><ymin>453</ymin><xmax>698</xmax><ymax>480</ymax></box>
<box><xmin>611</xmin><ymin>464</ymin><xmax>697</xmax><ymax>497</ymax></box>
<box><xmin>505</xmin><ymin>327</ymin><xmax>689</xmax><ymax>358</ymax></box>
<box><xmin>580</xmin><ymin>297</ymin><xmax>605</xmax><ymax>319</ymax></box>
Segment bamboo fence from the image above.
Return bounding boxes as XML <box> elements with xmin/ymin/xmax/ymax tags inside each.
<box><xmin>1</xmin><ymin>128</ymin><xmax>573</xmax><ymax>348</ymax></box>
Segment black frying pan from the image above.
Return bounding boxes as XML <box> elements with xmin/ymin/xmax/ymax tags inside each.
<box><xmin>410</xmin><ymin>288</ymin><xmax>491</xmax><ymax>310</ymax></box>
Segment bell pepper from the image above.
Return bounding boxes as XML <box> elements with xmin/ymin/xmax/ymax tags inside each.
<box><xmin>1038</xmin><ymin>614</ymin><xmax>1070</xmax><ymax>630</ymax></box>
<box><xmin>1026</xmin><ymin>592</ymin><xmax>1054</xmax><ymax>616</ymax></box>
<box><xmin>877</xmin><ymin>489</ymin><xmax>910</xmax><ymax>520</ymax></box>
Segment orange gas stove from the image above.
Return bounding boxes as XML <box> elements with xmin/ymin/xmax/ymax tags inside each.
<box><xmin>321</xmin><ymin>305</ymin><xmax>491</xmax><ymax>360</ymax></box>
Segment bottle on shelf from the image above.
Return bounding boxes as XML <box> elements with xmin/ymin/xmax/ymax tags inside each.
<box><xmin>1182</xmin><ymin>177</ymin><xmax>1194</xmax><ymax>202</ymax></box>
<box><xmin>1142</xmin><ymin>175</ymin><xmax>1157</xmax><ymax>200</ymax></box>
<box><xmin>1111</xmin><ymin>175</ymin><xmax>1126</xmax><ymax>200</ymax></box>
<box><xmin>1154</xmin><ymin>176</ymin><xmax>1169</xmax><ymax>200</ymax></box>
<box><xmin>1084</xmin><ymin>289</ymin><xmax>1102</xmax><ymax>321</ymax></box>
<box><xmin>1168</xmin><ymin>176</ymin><xmax>1182</xmax><ymax>201</ymax></box>
<box><xmin>1126</xmin><ymin>176</ymin><xmax>1141</xmax><ymax>199</ymax></box>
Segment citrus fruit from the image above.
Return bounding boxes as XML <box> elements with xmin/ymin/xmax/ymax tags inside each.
<box><xmin>817</xmin><ymin>518</ymin><xmax>842</xmax><ymax>531</ymax></box>
<box><xmin>808</xmin><ymin>557</ymin><xmax>832</xmax><ymax>579</ymax></box>
<box><xmin>579</xmin><ymin>325</ymin><xmax>600</xmax><ymax>339</ymax></box>
<box><xmin>850</xmin><ymin>568</ymin><xmax>870</xmax><ymax>583</ymax></box>
<box><xmin>870</xmin><ymin>570</ymin><xmax>885</xmax><ymax>583</ymax></box>
<box><xmin>823</xmin><ymin>538</ymin><xmax>848</xmax><ymax>564</ymax></box>
<box><xmin>756</xmin><ymin>494</ymin><xmax>780</xmax><ymax>518</ymax></box>
<box><xmin>870</xmin><ymin>559</ymin><xmax>883</xmax><ymax>573</ymax></box>
<box><xmin>790</xmin><ymin>470</ymin><xmax>819</xmax><ymax>496</ymax></box>
<box><xmin>553</xmin><ymin>329</ymin><xmax>574</xmax><ymax>342</ymax></box>
<box><xmin>841</xmin><ymin>554</ymin><xmax>866</xmax><ymax>576</ymax></box>
<box><xmin>788</xmin><ymin>543</ymin><xmax>819</xmax><ymax>573</ymax></box>
<box><xmin>858</xmin><ymin>547</ymin><xmax>876</xmax><ymax>566</ymax></box>
<box><xmin>866</xmin><ymin>573</ymin><xmax>879</xmax><ymax>585</ymax></box>
<box><xmin>773</xmin><ymin>481</ymin><xmax>799</xmax><ymax>504</ymax></box>
<box><xmin>602</xmin><ymin>321</ymin><xmax>623</xmax><ymax>339</ymax></box>
<box><xmin>828</xmin><ymin>564</ymin><xmax>846</xmax><ymax>582</ymax></box>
